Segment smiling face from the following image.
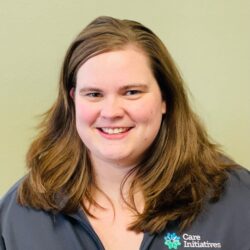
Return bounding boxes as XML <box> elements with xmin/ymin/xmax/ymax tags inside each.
<box><xmin>74</xmin><ymin>46</ymin><xmax>166</xmax><ymax>167</ymax></box>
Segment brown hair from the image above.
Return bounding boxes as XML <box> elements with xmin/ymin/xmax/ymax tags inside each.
<box><xmin>18</xmin><ymin>16</ymin><xmax>233</xmax><ymax>233</ymax></box>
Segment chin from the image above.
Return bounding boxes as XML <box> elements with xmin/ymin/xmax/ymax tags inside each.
<box><xmin>99</xmin><ymin>151</ymin><xmax>138</xmax><ymax>165</ymax></box>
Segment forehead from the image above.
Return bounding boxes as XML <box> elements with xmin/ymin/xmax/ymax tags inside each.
<box><xmin>76</xmin><ymin>47</ymin><xmax>154</xmax><ymax>88</ymax></box>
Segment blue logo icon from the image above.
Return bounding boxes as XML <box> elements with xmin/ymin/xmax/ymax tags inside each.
<box><xmin>164</xmin><ymin>232</ymin><xmax>181</xmax><ymax>249</ymax></box>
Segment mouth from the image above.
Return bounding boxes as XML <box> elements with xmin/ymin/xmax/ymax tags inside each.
<box><xmin>98</xmin><ymin>127</ymin><xmax>132</xmax><ymax>135</ymax></box>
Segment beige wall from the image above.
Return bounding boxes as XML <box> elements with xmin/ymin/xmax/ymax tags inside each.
<box><xmin>1</xmin><ymin>0</ymin><xmax>249</xmax><ymax>196</ymax></box>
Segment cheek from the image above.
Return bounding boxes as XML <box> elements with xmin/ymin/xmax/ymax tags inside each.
<box><xmin>131</xmin><ymin>100</ymin><xmax>163</xmax><ymax>123</ymax></box>
<box><xmin>75</xmin><ymin>101</ymin><xmax>97</xmax><ymax>125</ymax></box>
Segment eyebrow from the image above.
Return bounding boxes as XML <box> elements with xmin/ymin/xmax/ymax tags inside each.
<box><xmin>79</xmin><ymin>87</ymin><xmax>102</xmax><ymax>94</ymax></box>
<box><xmin>79</xmin><ymin>83</ymin><xmax>149</xmax><ymax>93</ymax></box>
<box><xmin>121</xmin><ymin>84</ymin><xmax>149</xmax><ymax>91</ymax></box>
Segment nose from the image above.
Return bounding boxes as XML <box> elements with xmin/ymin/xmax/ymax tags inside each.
<box><xmin>100</xmin><ymin>96</ymin><xmax>124</xmax><ymax>119</ymax></box>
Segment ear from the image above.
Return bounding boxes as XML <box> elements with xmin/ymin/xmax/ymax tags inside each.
<box><xmin>70</xmin><ymin>87</ymin><xmax>75</xmax><ymax>99</ymax></box>
<box><xmin>161</xmin><ymin>100</ymin><xmax>167</xmax><ymax>114</ymax></box>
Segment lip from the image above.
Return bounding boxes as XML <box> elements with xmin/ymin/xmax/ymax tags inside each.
<box><xmin>96</xmin><ymin>127</ymin><xmax>133</xmax><ymax>140</ymax></box>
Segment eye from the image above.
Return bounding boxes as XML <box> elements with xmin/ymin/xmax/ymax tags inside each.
<box><xmin>125</xmin><ymin>90</ymin><xmax>142</xmax><ymax>96</ymax></box>
<box><xmin>86</xmin><ymin>92</ymin><xmax>102</xmax><ymax>98</ymax></box>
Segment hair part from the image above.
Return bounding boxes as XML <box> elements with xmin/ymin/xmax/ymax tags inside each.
<box><xmin>18</xmin><ymin>16</ymin><xmax>234</xmax><ymax>233</ymax></box>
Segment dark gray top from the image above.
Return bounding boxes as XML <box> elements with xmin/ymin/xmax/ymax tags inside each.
<box><xmin>1</xmin><ymin>168</ymin><xmax>250</xmax><ymax>250</ymax></box>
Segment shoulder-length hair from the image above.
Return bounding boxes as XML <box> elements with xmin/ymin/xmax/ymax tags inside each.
<box><xmin>18</xmin><ymin>16</ymin><xmax>233</xmax><ymax>233</ymax></box>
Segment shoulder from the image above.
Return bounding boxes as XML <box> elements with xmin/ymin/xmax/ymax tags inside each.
<box><xmin>0</xmin><ymin>178</ymin><xmax>23</xmax><ymax>219</ymax></box>
<box><xmin>153</xmin><ymin>167</ymin><xmax>250</xmax><ymax>250</ymax></box>
<box><xmin>227</xmin><ymin>166</ymin><xmax>250</xmax><ymax>188</ymax></box>
<box><xmin>0</xmin><ymin>178</ymin><xmax>33</xmax><ymax>231</ymax></box>
<box><xmin>0</xmin><ymin>180</ymin><xmax>98</xmax><ymax>250</ymax></box>
<box><xmin>223</xmin><ymin>166</ymin><xmax>250</xmax><ymax>203</ymax></box>
<box><xmin>217</xmin><ymin>166</ymin><xmax>250</xmax><ymax>219</ymax></box>
<box><xmin>0</xmin><ymin>179</ymin><xmax>25</xmax><ymax>248</ymax></box>
<box><xmin>0</xmin><ymin>178</ymin><xmax>54</xmax><ymax>234</ymax></box>
<box><xmin>0</xmin><ymin>179</ymin><xmax>63</xmax><ymax>249</ymax></box>
<box><xmin>195</xmin><ymin>166</ymin><xmax>250</xmax><ymax>247</ymax></box>
<box><xmin>0</xmin><ymin>177</ymin><xmax>55</xmax><ymax>227</ymax></box>
<box><xmin>203</xmin><ymin>166</ymin><xmax>250</xmax><ymax>217</ymax></box>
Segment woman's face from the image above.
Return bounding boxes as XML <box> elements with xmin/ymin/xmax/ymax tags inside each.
<box><xmin>74</xmin><ymin>46</ymin><xmax>166</xmax><ymax>166</ymax></box>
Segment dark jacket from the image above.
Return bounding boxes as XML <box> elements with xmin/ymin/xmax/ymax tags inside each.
<box><xmin>1</xmin><ymin>168</ymin><xmax>250</xmax><ymax>250</ymax></box>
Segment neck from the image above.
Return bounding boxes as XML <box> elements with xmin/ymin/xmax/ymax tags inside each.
<box><xmin>88</xmin><ymin>155</ymin><xmax>143</xmax><ymax>212</ymax></box>
<box><xmin>92</xmin><ymin>157</ymin><xmax>134</xmax><ymax>199</ymax></box>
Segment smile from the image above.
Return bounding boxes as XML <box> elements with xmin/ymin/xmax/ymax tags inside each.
<box><xmin>99</xmin><ymin>127</ymin><xmax>130</xmax><ymax>135</ymax></box>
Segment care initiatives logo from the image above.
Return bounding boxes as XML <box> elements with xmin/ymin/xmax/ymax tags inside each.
<box><xmin>164</xmin><ymin>233</ymin><xmax>181</xmax><ymax>249</ymax></box>
<box><xmin>163</xmin><ymin>232</ymin><xmax>222</xmax><ymax>249</ymax></box>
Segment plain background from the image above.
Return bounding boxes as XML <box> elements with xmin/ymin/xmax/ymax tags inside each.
<box><xmin>0</xmin><ymin>0</ymin><xmax>249</xmax><ymax>196</ymax></box>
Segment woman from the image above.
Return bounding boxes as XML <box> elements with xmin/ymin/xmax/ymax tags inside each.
<box><xmin>0</xmin><ymin>16</ymin><xmax>249</xmax><ymax>250</ymax></box>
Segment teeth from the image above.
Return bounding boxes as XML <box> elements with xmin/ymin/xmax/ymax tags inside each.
<box><xmin>101</xmin><ymin>128</ymin><xmax>128</xmax><ymax>134</ymax></box>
